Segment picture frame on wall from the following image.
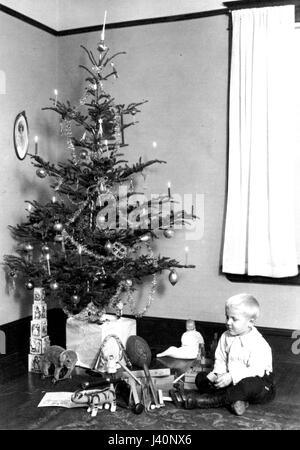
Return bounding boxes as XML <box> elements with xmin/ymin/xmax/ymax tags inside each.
<box><xmin>13</xmin><ymin>111</ymin><xmax>29</xmax><ymax>160</ymax></box>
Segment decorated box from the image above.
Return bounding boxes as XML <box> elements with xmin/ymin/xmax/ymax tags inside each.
<box><xmin>30</xmin><ymin>319</ymin><xmax>47</xmax><ymax>338</ymax></box>
<box><xmin>66</xmin><ymin>314</ymin><xmax>136</xmax><ymax>369</ymax></box>
<box><xmin>28</xmin><ymin>287</ymin><xmax>50</xmax><ymax>373</ymax></box>
<box><xmin>30</xmin><ymin>336</ymin><xmax>50</xmax><ymax>355</ymax></box>
<box><xmin>28</xmin><ymin>354</ymin><xmax>43</xmax><ymax>373</ymax></box>
<box><xmin>32</xmin><ymin>301</ymin><xmax>47</xmax><ymax>320</ymax></box>
<box><xmin>33</xmin><ymin>287</ymin><xmax>45</xmax><ymax>302</ymax></box>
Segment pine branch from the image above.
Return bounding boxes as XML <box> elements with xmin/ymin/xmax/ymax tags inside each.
<box><xmin>80</xmin><ymin>45</ymin><xmax>98</xmax><ymax>67</ymax></box>
<box><xmin>118</xmin><ymin>158</ymin><xmax>167</xmax><ymax>180</ymax></box>
<box><xmin>79</xmin><ymin>64</ymin><xmax>98</xmax><ymax>83</ymax></box>
<box><xmin>103</xmin><ymin>51</ymin><xmax>126</xmax><ymax>68</ymax></box>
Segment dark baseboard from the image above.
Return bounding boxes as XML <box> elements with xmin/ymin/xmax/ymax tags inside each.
<box><xmin>0</xmin><ymin>309</ymin><xmax>297</xmax><ymax>382</ymax></box>
<box><xmin>136</xmin><ymin>316</ymin><xmax>296</xmax><ymax>357</ymax></box>
<box><xmin>0</xmin><ymin>308</ymin><xmax>67</xmax><ymax>356</ymax></box>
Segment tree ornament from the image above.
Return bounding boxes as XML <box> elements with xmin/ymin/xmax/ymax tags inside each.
<box><xmin>163</xmin><ymin>229</ymin><xmax>174</xmax><ymax>239</ymax></box>
<box><xmin>79</xmin><ymin>149</ymin><xmax>88</xmax><ymax>159</ymax></box>
<box><xmin>71</xmin><ymin>294</ymin><xmax>80</xmax><ymax>305</ymax></box>
<box><xmin>97</xmin><ymin>40</ymin><xmax>107</xmax><ymax>52</ymax></box>
<box><xmin>54</xmin><ymin>234</ymin><xmax>63</xmax><ymax>242</ymax></box>
<box><xmin>104</xmin><ymin>241</ymin><xmax>112</xmax><ymax>253</ymax></box>
<box><xmin>96</xmin><ymin>214</ymin><xmax>106</xmax><ymax>227</ymax></box>
<box><xmin>111</xmin><ymin>242</ymin><xmax>127</xmax><ymax>259</ymax></box>
<box><xmin>140</xmin><ymin>233</ymin><xmax>151</xmax><ymax>242</ymax></box>
<box><xmin>99</xmin><ymin>182</ymin><xmax>106</xmax><ymax>194</ymax></box>
<box><xmin>24</xmin><ymin>243</ymin><xmax>34</xmax><ymax>252</ymax></box>
<box><xmin>169</xmin><ymin>269</ymin><xmax>178</xmax><ymax>286</ymax></box>
<box><xmin>36</xmin><ymin>168</ymin><xmax>47</xmax><ymax>178</ymax></box>
<box><xmin>82</xmin><ymin>166</ymin><xmax>92</xmax><ymax>175</ymax></box>
<box><xmin>41</xmin><ymin>244</ymin><xmax>50</xmax><ymax>254</ymax></box>
<box><xmin>25</xmin><ymin>280</ymin><xmax>34</xmax><ymax>290</ymax></box>
<box><xmin>125</xmin><ymin>279</ymin><xmax>133</xmax><ymax>287</ymax></box>
<box><xmin>94</xmin><ymin>267</ymin><xmax>106</xmax><ymax>281</ymax></box>
<box><xmin>53</xmin><ymin>221</ymin><xmax>63</xmax><ymax>232</ymax></box>
<box><xmin>50</xmin><ymin>280</ymin><xmax>59</xmax><ymax>290</ymax></box>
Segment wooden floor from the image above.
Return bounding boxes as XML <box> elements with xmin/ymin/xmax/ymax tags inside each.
<box><xmin>0</xmin><ymin>313</ymin><xmax>299</xmax><ymax>431</ymax></box>
<box><xmin>0</xmin><ymin>351</ymin><xmax>299</xmax><ymax>430</ymax></box>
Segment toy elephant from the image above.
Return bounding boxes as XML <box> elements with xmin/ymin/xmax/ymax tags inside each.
<box><xmin>41</xmin><ymin>345</ymin><xmax>78</xmax><ymax>383</ymax></box>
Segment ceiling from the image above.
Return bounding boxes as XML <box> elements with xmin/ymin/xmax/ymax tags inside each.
<box><xmin>0</xmin><ymin>0</ymin><xmax>240</xmax><ymax>31</ymax></box>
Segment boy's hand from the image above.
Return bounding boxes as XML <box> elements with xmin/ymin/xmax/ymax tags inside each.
<box><xmin>214</xmin><ymin>373</ymin><xmax>232</xmax><ymax>389</ymax></box>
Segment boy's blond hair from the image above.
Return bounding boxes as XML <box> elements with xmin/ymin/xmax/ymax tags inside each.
<box><xmin>225</xmin><ymin>293</ymin><xmax>260</xmax><ymax>320</ymax></box>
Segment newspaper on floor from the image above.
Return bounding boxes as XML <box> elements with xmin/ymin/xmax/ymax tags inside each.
<box><xmin>38</xmin><ymin>391</ymin><xmax>85</xmax><ymax>408</ymax></box>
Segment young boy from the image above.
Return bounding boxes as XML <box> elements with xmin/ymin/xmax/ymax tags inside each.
<box><xmin>185</xmin><ymin>293</ymin><xmax>276</xmax><ymax>415</ymax></box>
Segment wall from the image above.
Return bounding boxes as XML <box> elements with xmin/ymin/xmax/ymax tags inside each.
<box><xmin>1</xmin><ymin>11</ymin><xmax>300</xmax><ymax>330</ymax></box>
<box><xmin>0</xmin><ymin>13</ymin><xmax>61</xmax><ymax>325</ymax></box>
<box><xmin>58</xmin><ymin>14</ymin><xmax>300</xmax><ymax>330</ymax></box>
<box><xmin>56</xmin><ymin>0</ymin><xmax>228</xmax><ymax>30</ymax></box>
<box><xmin>0</xmin><ymin>0</ymin><xmax>59</xmax><ymax>29</ymax></box>
<box><xmin>0</xmin><ymin>0</ymin><xmax>240</xmax><ymax>30</ymax></box>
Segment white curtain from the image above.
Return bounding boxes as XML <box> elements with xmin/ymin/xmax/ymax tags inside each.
<box><xmin>222</xmin><ymin>5</ymin><xmax>298</xmax><ymax>277</ymax></box>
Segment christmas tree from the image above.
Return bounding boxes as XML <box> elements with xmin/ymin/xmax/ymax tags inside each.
<box><xmin>3</xmin><ymin>37</ymin><xmax>195</xmax><ymax>322</ymax></box>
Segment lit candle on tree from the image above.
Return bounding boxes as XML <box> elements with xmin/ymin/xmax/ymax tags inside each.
<box><xmin>185</xmin><ymin>246</ymin><xmax>189</xmax><ymax>266</ymax></box>
<box><xmin>34</xmin><ymin>136</ymin><xmax>38</xmax><ymax>155</ymax></box>
<box><xmin>45</xmin><ymin>253</ymin><xmax>51</xmax><ymax>276</ymax></box>
<box><xmin>78</xmin><ymin>245</ymin><xmax>83</xmax><ymax>266</ymax></box>
<box><xmin>52</xmin><ymin>196</ymin><xmax>56</xmax><ymax>204</ymax></box>
<box><xmin>167</xmin><ymin>181</ymin><xmax>174</xmax><ymax>226</ymax></box>
<box><xmin>54</xmin><ymin>89</ymin><xmax>58</xmax><ymax>107</ymax></box>
<box><xmin>98</xmin><ymin>118</ymin><xmax>103</xmax><ymax>137</ymax></box>
<box><xmin>167</xmin><ymin>182</ymin><xmax>171</xmax><ymax>198</ymax></box>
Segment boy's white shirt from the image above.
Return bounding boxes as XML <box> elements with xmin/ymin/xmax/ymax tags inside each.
<box><xmin>208</xmin><ymin>326</ymin><xmax>273</xmax><ymax>385</ymax></box>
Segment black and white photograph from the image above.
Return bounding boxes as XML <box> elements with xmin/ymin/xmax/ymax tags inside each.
<box><xmin>0</xmin><ymin>0</ymin><xmax>299</xmax><ymax>437</ymax></box>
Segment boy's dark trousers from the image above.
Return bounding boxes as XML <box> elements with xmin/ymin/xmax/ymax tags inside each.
<box><xmin>194</xmin><ymin>371</ymin><xmax>276</xmax><ymax>405</ymax></box>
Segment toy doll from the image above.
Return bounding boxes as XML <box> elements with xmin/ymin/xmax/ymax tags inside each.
<box><xmin>156</xmin><ymin>319</ymin><xmax>204</xmax><ymax>359</ymax></box>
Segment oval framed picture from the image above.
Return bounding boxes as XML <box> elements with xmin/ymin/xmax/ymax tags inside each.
<box><xmin>13</xmin><ymin>111</ymin><xmax>29</xmax><ymax>160</ymax></box>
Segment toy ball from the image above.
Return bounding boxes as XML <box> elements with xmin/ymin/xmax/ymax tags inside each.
<box><xmin>126</xmin><ymin>335</ymin><xmax>152</xmax><ymax>368</ymax></box>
